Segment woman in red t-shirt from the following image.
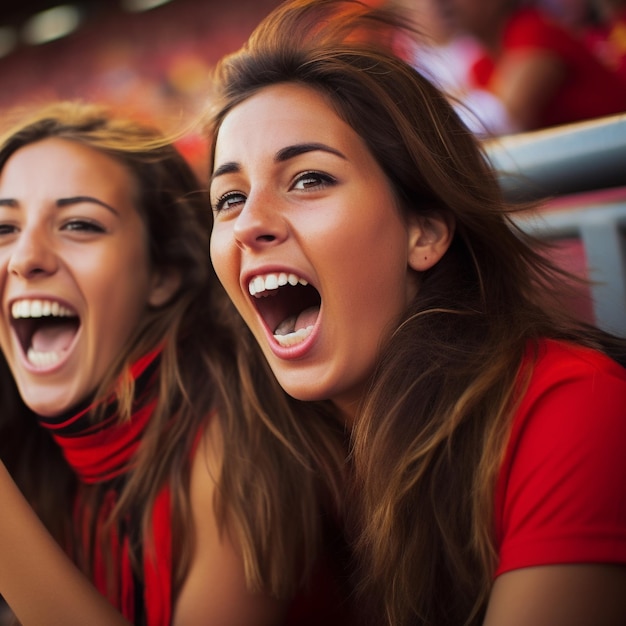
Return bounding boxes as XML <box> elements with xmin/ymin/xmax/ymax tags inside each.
<box><xmin>207</xmin><ymin>2</ymin><xmax>626</xmax><ymax>625</ymax></box>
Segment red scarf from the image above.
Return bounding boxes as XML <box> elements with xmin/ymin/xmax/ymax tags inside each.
<box><xmin>38</xmin><ymin>349</ymin><xmax>172</xmax><ymax>625</ymax></box>
<box><xmin>37</xmin><ymin>351</ymin><xmax>356</xmax><ymax>625</ymax></box>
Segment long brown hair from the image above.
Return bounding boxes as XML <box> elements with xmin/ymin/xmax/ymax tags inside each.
<box><xmin>206</xmin><ymin>1</ymin><xmax>626</xmax><ymax>624</ymax></box>
<box><xmin>0</xmin><ymin>101</ymin><xmax>346</xmax><ymax>601</ymax></box>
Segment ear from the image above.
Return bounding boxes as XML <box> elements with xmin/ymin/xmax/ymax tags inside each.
<box><xmin>147</xmin><ymin>269</ymin><xmax>181</xmax><ymax>308</ymax></box>
<box><xmin>407</xmin><ymin>211</ymin><xmax>454</xmax><ymax>272</ymax></box>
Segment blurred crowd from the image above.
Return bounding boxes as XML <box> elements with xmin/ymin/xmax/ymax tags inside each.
<box><xmin>391</xmin><ymin>0</ymin><xmax>626</xmax><ymax>137</ymax></box>
<box><xmin>1</xmin><ymin>0</ymin><xmax>625</xmax><ymax>172</ymax></box>
<box><xmin>0</xmin><ymin>0</ymin><xmax>282</xmax><ymax>176</ymax></box>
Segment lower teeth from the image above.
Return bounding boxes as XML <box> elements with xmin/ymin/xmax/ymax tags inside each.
<box><xmin>27</xmin><ymin>348</ymin><xmax>62</xmax><ymax>367</ymax></box>
<box><xmin>274</xmin><ymin>325</ymin><xmax>313</xmax><ymax>347</ymax></box>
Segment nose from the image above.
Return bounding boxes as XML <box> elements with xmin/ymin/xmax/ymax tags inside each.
<box><xmin>232</xmin><ymin>189</ymin><xmax>288</xmax><ymax>250</ymax></box>
<box><xmin>8</xmin><ymin>225</ymin><xmax>59</xmax><ymax>279</ymax></box>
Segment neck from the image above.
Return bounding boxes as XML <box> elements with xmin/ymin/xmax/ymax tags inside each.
<box><xmin>332</xmin><ymin>396</ymin><xmax>360</xmax><ymax>429</ymax></box>
<box><xmin>36</xmin><ymin>348</ymin><xmax>162</xmax><ymax>484</ymax></box>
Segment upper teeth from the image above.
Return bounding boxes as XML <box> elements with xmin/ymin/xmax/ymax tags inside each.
<box><xmin>11</xmin><ymin>299</ymin><xmax>76</xmax><ymax>319</ymax></box>
<box><xmin>248</xmin><ymin>273</ymin><xmax>308</xmax><ymax>297</ymax></box>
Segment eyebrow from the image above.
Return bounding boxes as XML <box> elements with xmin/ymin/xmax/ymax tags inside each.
<box><xmin>276</xmin><ymin>142</ymin><xmax>346</xmax><ymax>162</ymax></box>
<box><xmin>0</xmin><ymin>196</ymin><xmax>120</xmax><ymax>215</ymax></box>
<box><xmin>57</xmin><ymin>196</ymin><xmax>120</xmax><ymax>215</ymax></box>
<box><xmin>211</xmin><ymin>142</ymin><xmax>347</xmax><ymax>183</ymax></box>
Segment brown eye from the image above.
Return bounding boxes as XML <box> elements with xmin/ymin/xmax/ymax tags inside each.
<box><xmin>62</xmin><ymin>219</ymin><xmax>105</xmax><ymax>233</ymax></box>
<box><xmin>291</xmin><ymin>171</ymin><xmax>336</xmax><ymax>191</ymax></box>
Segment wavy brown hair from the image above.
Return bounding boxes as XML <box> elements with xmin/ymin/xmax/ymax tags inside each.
<box><xmin>0</xmin><ymin>101</ymin><xmax>346</xmax><ymax>605</ymax></box>
<box><xmin>206</xmin><ymin>1</ymin><xmax>626</xmax><ymax>624</ymax></box>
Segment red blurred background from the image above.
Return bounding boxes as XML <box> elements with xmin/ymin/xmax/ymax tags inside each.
<box><xmin>0</xmin><ymin>0</ymin><xmax>283</xmax><ymax>174</ymax></box>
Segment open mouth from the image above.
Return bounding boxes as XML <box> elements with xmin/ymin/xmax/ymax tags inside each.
<box><xmin>248</xmin><ymin>272</ymin><xmax>320</xmax><ymax>347</ymax></box>
<box><xmin>11</xmin><ymin>299</ymin><xmax>80</xmax><ymax>368</ymax></box>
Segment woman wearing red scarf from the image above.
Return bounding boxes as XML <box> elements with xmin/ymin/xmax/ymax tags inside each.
<box><xmin>0</xmin><ymin>103</ymin><xmax>351</xmax><ymax>625</ymax></box>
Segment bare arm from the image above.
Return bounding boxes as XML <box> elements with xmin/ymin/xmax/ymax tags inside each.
<box><xmin>172</xmin><ymin>417</ymin><xmax>287</xmax><ymax>626</ymax></box>
<box><xmin>484</xmin><ymin>564</ymin><xmax>626</xmax><ymax>626</ymax></box>
<box><xmin>0</xmin><ymin>460</ymin><xmax>131</xmax><ymax>626</ymax></box>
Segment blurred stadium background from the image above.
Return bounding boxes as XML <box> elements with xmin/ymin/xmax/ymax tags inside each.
<box><xmin>0</xmin><ymin>1</ymin><xmax>624</xmax><ymax>330</ymax></box>
<box><xmin>0</xmin><ymin>0</ymin><xmax>283</xmax><ymax>174</ymax></box>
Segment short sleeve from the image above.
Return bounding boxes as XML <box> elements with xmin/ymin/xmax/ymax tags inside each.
<box><xmin>494</xmin><ymin>340</ymin><xmax>626</xmax><ymax>578</ymax></box>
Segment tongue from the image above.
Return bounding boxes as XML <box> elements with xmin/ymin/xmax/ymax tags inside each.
<box><xmin>295</xmin><ymin>305</ymin><xmax>319</xmax><ymax>330</ymax></box>
<box><xmin>274</xmin><ymin>305</ymin><xmax>319</xmax><ymax>336</ymax></box>
<box><xmin>31</xmin><ymin>321</ymin><xmax>77</xmax><ymax>353</ymax></box>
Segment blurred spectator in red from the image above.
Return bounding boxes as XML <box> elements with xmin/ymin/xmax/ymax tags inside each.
<box><xmin>585</xmin><ymin>0</ymin><xmax>626</xmax><ymax>82</ymax></box>
<box><xmin>447</xmin><ymin>0</ymin><xmax>626</xmax><ymax>132</ymax></box>
<box><xmin>392</xmin><ymin>0</ymin><xmax>517</xmax><ymax>136</ymax></box>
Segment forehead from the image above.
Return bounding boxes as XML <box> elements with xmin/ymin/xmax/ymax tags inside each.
<box><xmin>0</xmin><ymin>137</ymin><xmax>134</xmax><ymax>197</ymax></box>
<box><xmin>214</xmin><ymin>82</ymin><xmax>366</xmax><ymax>164</ymax></box>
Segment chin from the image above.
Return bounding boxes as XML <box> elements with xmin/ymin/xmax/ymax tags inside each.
<box><xmin>278</xmin><ymin>379</ymin><xmax>330</xmax><ymax>403</ymax></box>
<box><xmin>18</xmin><ymin>386</ymin><xmax>76</xmax><ymax>418</ymax></box>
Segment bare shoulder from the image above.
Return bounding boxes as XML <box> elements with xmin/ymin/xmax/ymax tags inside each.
<box><xmin>172</xmin><ymin>415</ymin><xmax>286</xmax><ymax>626</ymax></box>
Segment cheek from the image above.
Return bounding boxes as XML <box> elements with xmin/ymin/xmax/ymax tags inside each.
<box><xmin>81</xmin><ymin>245</ymin><xmax>152</xmax><ymax>326</ymax></box>
<box><xmin>210</xmin><ymin>232</ymin><xmax>238</xmax><ymax>291</ymax></box>
<box><xmin>336</xmin><ymin>226</ymin><xmax>410</xmax><ymax>317</ymax></box>
<box><xmin>0</xmin><ymin>259</ymin><xmax>9</xmax><ymax>299</ymax></box>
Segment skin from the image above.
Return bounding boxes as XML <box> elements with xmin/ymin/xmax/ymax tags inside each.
<box><xmin>0</xmin><ymin>138</ymin><xmax>173</xmax><ymax>416</ymax></box>
<box><xmin>0</xmin><ymin>138</ymin><xmax>284</xmax><ymax>625</ymax></box>
<box><xmin>209</xmin><ymin>82</ymin><xmax>451</xmax><ymax>422</ymax></box>
<box><xmin>1</xmin><ymin>429</ymin><xmax>283</xmax><ymax>626</ymax></box>
<box><xmin>210</xmin><ymin>81</ymin><xmax>626</xmax><ymax>625</ymax></box>
<box><xmin>172</xmin><ymin>418</ymin><xmax>284</xmax><ymax>626</ymax></box>
<box><xmin>0</xmin><ymin>460</ymin><xmax>130</xmax><ymax>626</ymax></box>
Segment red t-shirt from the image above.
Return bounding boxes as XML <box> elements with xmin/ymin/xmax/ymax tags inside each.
<box><xmin>494</xmin><ymin>339</ymin><xmax>626</xmax><ymax>577</ymax></box>
<box><xmin>471</xmin><ymin>8</ymin><xmax>626</xmax><ymax>130</ymax></box>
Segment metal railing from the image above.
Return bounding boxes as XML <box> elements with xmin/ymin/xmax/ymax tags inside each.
<box><xmin>485</xmin><ymin>114</ymin><xmax>626</xmax><ymax>336</ymax></box>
